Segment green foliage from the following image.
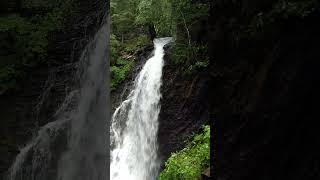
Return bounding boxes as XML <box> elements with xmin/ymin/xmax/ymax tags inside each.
<box><xmin>111</xmin><ymin>0</ymin><xmax>173</xmax><ymax>37</ymax></box>
<box><xmin>23</xmin><ymin>0</ymin><xmax>56</xmax><ymax>9</ymax></box>
<box><xmin>0</xmin><ymin>0</ymin><xmax>74</xmax><ymax>92</ymax></box>
<box><xmin>247</xmin><ymin>0</ymin><xmax>319</xmax><ymax>36</ymax></box>
<box><xmin>0</xmin><ymin>0</ymin><xmax>72</xmax><ymax>61</ymax></box>
<box><xmin>171</xmin><ymin>0</ymin><xmax>209</xmax><ymax>38</ymax></box>
<box><xmin>111</xmin><ymin>0</ymin><xmax>139</xmax><ymax>38</ymax></box>
<box><xmin>0</xmin><ymin>15</ymin><xmax>33</xmax><ymax>33</ymax></box>
<box><xmin>110</xmin><ymin>33</ymin><xmax>121</xmax><ymax>65</ymax></box>
<box><xmin>0</xmin><ymin>66</ymin><xmax>25</xmax><ymax>92</ymax></box>
<box><xmin>171</xmin><ymin>42</ymin><xmax>209</xmax><ymax>74</ymax></box>
<box><xmin>123</xmin><ymin>35</ymin><xmax>149</xmax><ymax>53</ymax></box>
<box><xmin>135</xmin><ymin>0</ymin><xmax>172</xmax><ymax>36</ymax></box>
<box><xmin>158</xmin><ymin>125</ymin><xmax>210</xmax><ymax>180</ymax></box>
<box><xmin>168</xmin><ymin>0</ymin><xmax>210</xmax><ymax>73</ymax></box>
<box><xmin>110</xmin><ymin>33</ymin><xmax>148</xmax><ymax>90</ymax></box>
<box><xmin>110</xmin><ymin>0</ymin><xmax>211</xmax><ymax>89</ymax></box>
<box><xmin>110</xmin><ymin>59</ymin><xmax>133</xmax><ymax>90</ymax></box>
<box><xmin>272</xmin><ymin>0</ymin><xmax>319</xmax><ymax>18</ymax></box>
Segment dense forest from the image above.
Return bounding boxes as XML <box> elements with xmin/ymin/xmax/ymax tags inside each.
<box><xmin>1</xmin><ymin>0</ymin><xmax>320</xmax><ymax>179</ymax></box>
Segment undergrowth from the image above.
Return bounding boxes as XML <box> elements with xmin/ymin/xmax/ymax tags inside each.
<box><xmin>158</xmin><ymin>125</ymin><xmax>210</xmax><ymax>180</ymax></box>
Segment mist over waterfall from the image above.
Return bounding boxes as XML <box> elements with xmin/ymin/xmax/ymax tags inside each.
<box><xmin>110</xmin><ymin>37</ymin><xmax>173</xmax><ymax>180</ymax></box>
<box><xmin>6</xmin><ymin>21</ymin><xmax>110</xmax><ymax>180</ymax></box>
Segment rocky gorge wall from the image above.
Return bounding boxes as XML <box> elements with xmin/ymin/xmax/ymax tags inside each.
<box><xmin>152</xmin><ymin>1</ymin><xmax>320</xmax><ymax>179</ymax></box>
<box><xmin>207</xmin><ymin>1</ymin><xmax>320</xmax><ymax>179</ymax></box>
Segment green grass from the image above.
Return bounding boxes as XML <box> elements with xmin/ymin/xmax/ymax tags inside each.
<box><xmin>158</xmin><ymin>125</ymin><xmax>210</xmax><ymax>180</ymax></box>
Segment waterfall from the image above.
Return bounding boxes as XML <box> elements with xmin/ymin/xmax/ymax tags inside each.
<box><xmin>7</xmin><ymin>19</ymin><xmax>110</xmax><ymax>180</ymax></box>
<box><xmin>110</xmin><ymin>37</ymin><xmax>172</xmax><ymax>180</ymax></box>
<box><xmin>57</xmin><ymin>22</ymin><xmax>110</xmax><ymax>180</ymax></box>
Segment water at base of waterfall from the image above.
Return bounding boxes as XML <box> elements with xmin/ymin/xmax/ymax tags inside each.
<box><xmin>110</xmin><ymin>37</ymin><xmax>173</xmax><ymax>180</ymax></box>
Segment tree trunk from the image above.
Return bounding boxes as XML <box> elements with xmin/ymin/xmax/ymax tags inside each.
<box><xmin>147</xmin><ymin>23</ymin><xmax>156</xmax><ymax>41</ymax></box>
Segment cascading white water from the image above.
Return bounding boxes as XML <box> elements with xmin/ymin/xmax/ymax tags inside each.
<box><xmin>7</xmin><ymin>20</ymin><xmax>110</xmax><ymax>180</ymax></box>
<box><xmin>57</xmin><ymin>22</ymin><xmax>110</xmax><ymax>180</ymax></box>
<box><xmin>110</xmin><ymin>37</ymin><xmax>172</xmax><ymax>180</ymax></box>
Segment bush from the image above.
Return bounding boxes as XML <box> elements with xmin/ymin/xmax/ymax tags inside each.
<box><xmin>110</xmin><ymin>58</ymin><xmax>133</xmax><ymax>90</ymax></box>
<box><xmin>158</xmin><ymin>125</ymin><xmax>210</xmax><ymax>180</ymax></box>
<box><xmin>0</xmin><ymin>66</ymin><xmax>25</xmax><ymax>92</ymax></box>
<box><xmin>110</xmin><ymin>33</ymin><xmax>121</xmax><ymax>65</ymax></box>
<box><xmin>171</xmin><ymin>42</ymin><xmax>209</xmax><ymax>74</ymax></box>
<box><xmin>123</xmin><ymin>34</ymin><xmax>149</xmax><ymax>53</ymax></box>
<box><xmin>109</xmin><ymin>33</ymin><xmax>149</xmax><ymax>90</ymax></box>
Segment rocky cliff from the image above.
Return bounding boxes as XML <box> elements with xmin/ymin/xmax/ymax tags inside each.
<box><xmin>157</xmin><ymin>1</ymin><xmax>320</xmax><ymax>179</ymax></box>
<box><xmin>208</xmin><ymin>0</ymin><xmax>320</xmax><ymax>179</ymax></box>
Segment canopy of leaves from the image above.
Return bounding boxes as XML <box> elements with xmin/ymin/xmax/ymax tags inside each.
<box><xmin>110</xmin><ymin>0</ymin><xmax>211</xmax><ymax>87</ymax></box>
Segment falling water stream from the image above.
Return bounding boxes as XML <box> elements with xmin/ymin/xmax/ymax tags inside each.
<box><xmin>6</xmin><ymin>18</ymin><xmax>171</xmax><ymax>180</ymax></box>
<box><xmin>110</xmin><ymin>37</ymin><xmax>173</xmax><ymax>180</ymax></box>
<box><xmin>7</xmin><ymin>21</ymin><xmax>110</xmax><ymax>180</ymax></box>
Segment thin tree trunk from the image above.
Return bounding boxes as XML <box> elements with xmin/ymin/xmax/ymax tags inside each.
<box><xmin>180</xmin><ymin>10</ymin><xmax>191</xmax><ymax>47</ymax></box>
<box><xmin>147</xmin><ymin>23</ymin><xmax>157</xmax><ymax>41</ymax></box>
<box><xmin>121</xmin><ymin>34</ymin><xmax>124</xmax><ymax>44</ymax></box>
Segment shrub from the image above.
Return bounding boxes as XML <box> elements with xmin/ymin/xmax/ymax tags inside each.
<box><xmin>110</xmin><ymin>34</ymin><xmax>148</xmax><ymax>90</ymax></box>
<box><xmin>171</xmin><ymin>42</ymin><xmax>209</xmax><ymax>74</ymax></box>
<box><xmin>110</xmin><ymin>33</ymin><xmax>121</xmax><ymax>65</ymax></box>
<box><xmin>158</xmin><ymin>125</ymin><xmax>210</xmax><ymax>180</ymax></box>
<box><xmin>110</xmin><ymin>58</ymin><xmax>133</xmax><ymax>90</ymax></box>
<box><xmin>123</xmin><ymin>34</ymin><xmax>149</xmax><ymax>53</ymax></box>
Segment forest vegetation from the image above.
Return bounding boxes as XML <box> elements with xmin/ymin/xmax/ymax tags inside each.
<box><xmin>110</xmin><ymin>0</ymin><xmax>210</xmax><ymax>90</ymax></box>
<box><xmin>0</xmin><ymin>0</ymin><xmax>75</xmax><ymax>93</ymax></box>
<box><xmin>159</xmin><ymin>125</ymin><xmax>210</xmax><ymax>180</ymax></box>
<box><xmin>110</xmin><ymin>0</ymin><xmax>211</xmax><ymax>178</ymax></box>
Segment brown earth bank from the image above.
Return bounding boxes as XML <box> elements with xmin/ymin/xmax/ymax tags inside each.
<box><xmin>0</xmin><ymin>0</ymin><xmax>108</xmax><ymax>177</ymax></box>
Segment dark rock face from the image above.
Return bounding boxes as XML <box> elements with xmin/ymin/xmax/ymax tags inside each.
<box><xmin>206</xmin><ymin>1</ymin><xmax>320</xmax><ymax>180</ymax></box>
<box><xmin>158</xmin><ymin>56</ymin><xmax>211</xmax><ymax>165</ymax></box>
<box><xmin>157</xmin><ymin>1</ymin><xmax>320</xmax><ymax>179</ymax></box>
<box><xmin>0</xmin><ymin>0</ymin><xmax>108</xmax><ymax>176</ymax></box>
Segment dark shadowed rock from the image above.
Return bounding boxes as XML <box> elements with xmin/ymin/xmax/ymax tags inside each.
<box><xmin>207</xmin><ymin>1</ymin><xmax>320</xmax><ymax>180</ymax></box>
